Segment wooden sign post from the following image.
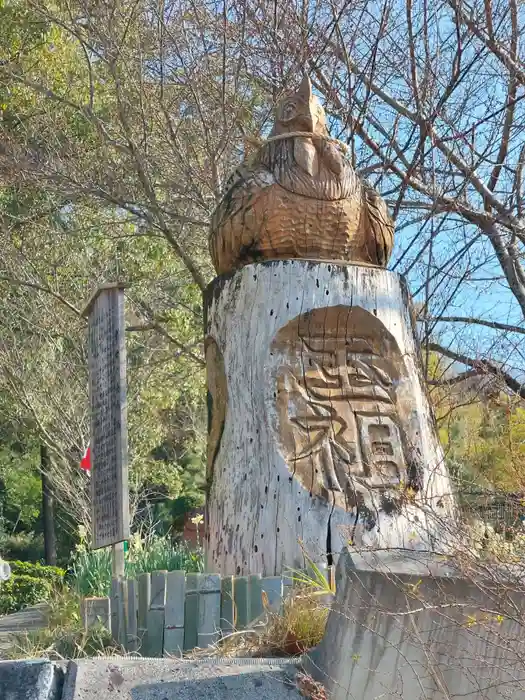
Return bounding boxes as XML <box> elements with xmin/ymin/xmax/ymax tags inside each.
<box><xmin>83</xmin><ymin>283</ymin><xmax>129</xmax><ymax>579</ymax></box>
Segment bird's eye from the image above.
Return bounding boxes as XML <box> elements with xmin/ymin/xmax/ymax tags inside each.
<box><xmin>281</xmin><ymin>101</ymin><xmax>297</xmax><ymax>121</ymax></box>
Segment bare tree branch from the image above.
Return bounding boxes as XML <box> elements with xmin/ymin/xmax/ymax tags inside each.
<box><xmin>428</xmin><ymin>342</ymin><xmax>525</xmax><ymax>400</ymax></box>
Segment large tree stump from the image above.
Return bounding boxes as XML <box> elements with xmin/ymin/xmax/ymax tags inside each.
<box><xmin>204</xmin><ymin>260</ymin><xmax>456</xmax><ymax>576</ymax></box>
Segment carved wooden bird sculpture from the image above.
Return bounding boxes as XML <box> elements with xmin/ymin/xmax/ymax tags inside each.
<box><xmin>209</xmin><ymin>75</ymin><xmax>394</xmax><ymax>275</ymax></box>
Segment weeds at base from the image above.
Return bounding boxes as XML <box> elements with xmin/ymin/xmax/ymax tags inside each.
<box><xmin>5</xmin><ymin>588</ymin><xmax>124</xmax><ymax>660</ymax></box>
<box><xmin>187</xmin><ymin>589</ymin><xmax>331</xmax><ymax>660</ymax></box>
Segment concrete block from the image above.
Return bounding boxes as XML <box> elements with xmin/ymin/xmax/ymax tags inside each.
<box><xmin>164</xmin><ymin>571</ymin><xmax>185</xmax><ymax>656</ymax></box>
<box><xmin>233</xmin><ymin>577</ymin><xmax>249</xmax><ymax>629</ymax></box>
<box><xmin>80</xmin><ymin>597</ymin><xmax>110</xmax><ymax>631</ymax></box>
<box><xmin>61</xmin><ymin>658</ymin><xmax>304</xmax><ymax>700</ymax></box>
<box><xmin>220</xmin><ymin>576</ymin><xmax>235</xmax><ymax>633</ymax></box>
<box><xmin>126</xmin><ymin>579</ymin><xmax>139</xmax><ymax>652</ymax></box>
<box><xmin>110</xmin><ymin>578</ymin><xmax>126</xmax><ymax>646</ymax></box>
<box><xmin>260</xmin><ymin>576</ymin><xmax>283</xmax><ymax>613</ymax></box>
<box><xmin>0</xmin><ymin>660</ymin><xmax>63</xmax><ymax>700</ymax></box>
<box><xmin>197</xmin><ymin>574</ymin><xmax>221</xmax><ymax>648</ymax></box>
<box><xmin>248</xmin><ymin>574</ymin><xmax>263</xmax><ymax>622</ymax></box>
<box><xmin>146</xmin><ymin>571</ymin><xmax>167</xmax><ymax>657</ymax></box>
<box><xmin>307</xmin><ymin>548</ymin><xmax>525</xmax><ymax>699</ymax></box>
<box><xmin>183</xmin><ymin>573</ymin><xmax>199</xmax><ymax>651</ymax></box>
<box><xmin>137</xmin><ymin>572</ymin><xmax>151</xmax><ymax>653</ymax></box>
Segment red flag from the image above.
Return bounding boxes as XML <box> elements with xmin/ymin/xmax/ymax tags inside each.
<box><xmin>80</xmin><ymin>445</ymin><xmax>91</xmax><ymax>471</ymax></box>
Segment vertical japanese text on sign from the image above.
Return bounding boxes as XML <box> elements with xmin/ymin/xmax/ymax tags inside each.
<box><xmin>84</xmin><ymin>285</ymin><xmax>130</xmax><ymax>549</ymax></box>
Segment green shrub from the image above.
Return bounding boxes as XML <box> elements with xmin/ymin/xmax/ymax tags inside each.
<box><xmin>0</xmin><ymin>574</ymin><xmax>52</xmax><ymax>615</ymax></box>
<box><xmin>8</xmin><ymin>561</ymin><xmax>65</xmax><ymax>588</ymax></box>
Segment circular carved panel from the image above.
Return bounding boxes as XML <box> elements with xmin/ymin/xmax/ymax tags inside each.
<box><xmin>271</xmin><ymin>305</ymin><xmax>413</xmax><ymax>509</ymax></box>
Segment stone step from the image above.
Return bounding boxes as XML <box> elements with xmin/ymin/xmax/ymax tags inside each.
<box><xmin>62</xmin><ymin>657</ymin><xmax>304</xmax><ymax>700</ymax></box>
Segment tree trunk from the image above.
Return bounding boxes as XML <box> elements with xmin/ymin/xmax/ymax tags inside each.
<box><xmin>41</xmin><ymin>444</ymin><xmax>57</xmax><ymax>566</ymax></box>
<box><xmin>204</xmin><ymin>260</ymin><xmax>457</xmax><ymax>576</ymax></box>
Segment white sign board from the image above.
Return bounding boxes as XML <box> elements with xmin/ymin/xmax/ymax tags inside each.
<box><xmin>84</xmin><ymin>284</ymin><xmax>130</xmax><ymax>549</ymax></box>
<box><xmin>0</xmin><ymin>559</ymin><xmax>11</xmax><ymax>582</ymax></box>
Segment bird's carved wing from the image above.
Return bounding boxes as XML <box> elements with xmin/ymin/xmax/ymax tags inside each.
<box><xmin>211</xmin><ymin>163</ymin><xmax>276</xmax><ymax>232</ymax></box>
<box><xmin>362</xmin><ymin>183</ymin><xmax>394</xmax><ymax>267</ymax></box>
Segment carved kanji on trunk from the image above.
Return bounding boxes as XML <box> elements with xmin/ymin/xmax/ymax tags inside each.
<box><xmin>274</xmin><ymin>306</ymin><xmax>415</xmax><ymax>509</ymax></box>
<box><xmin>204</xmin><ymin>77</ymin><xmax>456</xmax><ymax>576</ymax></box>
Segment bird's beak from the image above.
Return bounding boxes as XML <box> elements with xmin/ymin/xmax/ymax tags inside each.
<box><xmin>298</xmin><ymin>74</ymin><xmax>313</xmax><ymax>101</ymax></box>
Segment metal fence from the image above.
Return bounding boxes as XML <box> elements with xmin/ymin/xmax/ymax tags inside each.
<box><xmin>81</xmin><ymin>564</ymin><xmax>334</xmax><ymax>656</ymax></box>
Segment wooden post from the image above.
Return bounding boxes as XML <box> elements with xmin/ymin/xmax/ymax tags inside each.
<box><xmin>83</xmin><ymin>283</ymin><xmax>130</xmax><ymax>552</ymax></box>
<box><xmin>111</xmin><ymin>542</ymin><xmax>126</xmax><ymax>648</ymax></box>
<box><xmin>112</xmin><ymin>541</ymin><xmax>125</xmax><ymax>579</ymax></box>
<box><xmin>83</xmin><ymin>284</ymin><xmax>130</xmax><ymax>648</ymax></box>
<box><xmin>205</xmin><ymin>261</ymin><xmax>457</xmax><ymax>576</ymax></box>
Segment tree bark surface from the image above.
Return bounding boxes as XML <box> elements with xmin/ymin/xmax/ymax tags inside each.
<box><xmin>205</xmin><ymin>260</ymin><xmax>456</xmax><ymax>576</ymax></box>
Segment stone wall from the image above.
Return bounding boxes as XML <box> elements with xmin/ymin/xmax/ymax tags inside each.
<box><xmin>307</xmin><ymin>550</ymin><xmax>525</xmax><ymax>699</ymax></box>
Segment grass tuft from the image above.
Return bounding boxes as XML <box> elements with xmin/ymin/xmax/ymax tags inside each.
<box><xmin>262</xmin><ymin>588</ymin><xmax>330</xmax><ymax>655</ymax></box>
<box><xmin>191</xmin><ymin>584</ymin><xmax>332</xmax><ymax>659</ymax></box>
<box><xmin>5</xmin><ymin>588</ymin><xmax>123</xmax><ymax>660</ymax></box>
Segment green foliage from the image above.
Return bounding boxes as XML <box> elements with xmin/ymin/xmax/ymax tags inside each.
<box><xmin>0</xmin><ymin>0</ymin><xmax>221</xmax><ymax>542</ymax></box>
<box><xmin>287</xmin><ymin>560</ymin><xmax>335</xmax><ymax>597</ymax></box>
<box><xmin>0</xmin><ymin>443</ymin><xmax>42</xmax><ymax>530</ymax></box>
<box><xmin>0</xmin><ymin>574</ymin><xmax>52</xmax><ymax>615</ymax></box>
<box><xmin>148</xmin><ymin>451</ymin><xmax>206</xmax><ymax>536</ymax></box>
<box><xmin>0</xmin><ymin>0</ymin><xmax>209</xmax><ymax>534</ymax></box>
<box><xmin>71</xmin><ymin>547</ymin><xmax>112</xmax><ymax>598</ymax></box>
<box><xmin>71</xmin><ymin>533</ymin><xmax>203</xmax><ymax>597</ymax></box>
<box><xmin>0</xmin><ymin>532</ymin><xmax>45</xmax><ymax>562</ymax></box>
<box><xmin>438</xmin><ymin>399</ymin><xmax>525</xmax><ymax>491</ymax></box>
<box><xmin>124</xmin><ymin>535</ymin><xmax>203</xmax><ymax>581</ymax></box>
<box><xmin>8</xmin><ymin>560</ymin><xmax>65</xmax><ymax>588</ymax></box>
